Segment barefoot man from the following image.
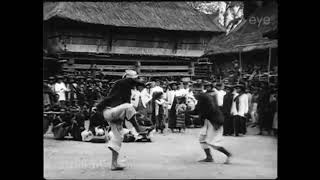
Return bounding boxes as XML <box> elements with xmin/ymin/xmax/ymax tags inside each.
<box><xmin>96</xmin><ymin>70</ymin><xmax>148</xmax><ymax>171</ymax></box>
<box><xmin>187</xmin><ymin>82</ymin><xmax>232</xmax><ymax>164</ymax></box>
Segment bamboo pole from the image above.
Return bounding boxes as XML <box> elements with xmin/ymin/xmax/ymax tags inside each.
<box><xmin>239</xmin><ymin>48</ymin><xmax>242</xmax><ymax>82</ymax></box>
<box><xmin>268</xmin><ymin>47</ymin><xmax>272</xmax><ymax>83</ymax></box>
<box><xmin>136</xmin><ymin>61</ymin><xmax>141</xmax><ymax>74</ymax></box>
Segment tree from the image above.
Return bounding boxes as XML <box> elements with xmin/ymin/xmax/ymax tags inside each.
<box><xmin>188</xmin><ymin>1</ymin><xmax>244</xmax><ymax>33</ymax></box>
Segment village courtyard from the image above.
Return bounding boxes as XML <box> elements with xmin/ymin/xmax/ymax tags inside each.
<box><xmin>44</xmin><ymin>123</ymin><xmax>277</xmax><ymax>179</ymax></box>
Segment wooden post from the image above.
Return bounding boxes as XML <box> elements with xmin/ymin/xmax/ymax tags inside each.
<box><xmin>190</xmin><ymin>61</ymin><xmax>195</xmax><ymax>76</ymax></box>
<box><xmin>268</xmin><ymin>47</ymin><xmax>272</xmax><ymax>83</ymax></box>
<box><xmin>239</xmin><ymin>48</ymin><xmax>242</xmax><ymax>81</ymax></box>
<box><xmin>107</xmin><ymin>30</ymin><xmax>113</xmax><ymax>52</ymax></box>
<box><xmin>136</xmin><ymin>61</ymin><xmax>141</xmax><ymax>74</ymax></box>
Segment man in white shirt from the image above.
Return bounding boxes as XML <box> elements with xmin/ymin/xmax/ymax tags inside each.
<box><xmin>230</xmin><ymin>84</ymin><xmax>248</xmax><ymax>136</ymax></box>
<box><xmin>48</xmin><ymin>76</ymin><xmax>56</xmax><ymax>93</ymax></box>
<box><xmin>167</xmin><ymin>81</ymin><xmax>178</xmax><ymax>130</ymax></box>
<box><xmin>131</xmin><ymin>85</ymin><xmax>152</xmax><ymax>113</ymax></box>
<box><xmin>215</xmin><ymin>83</ymin><xmax>227</xmax><ymax>109</ymax></box>
<box><xmin>167</xmin><ymin>81</ymin><xmax>177</xmax><ymax>110</ymax></box>
<box><xmin>54</xmin><ymin>76</ymin><xmax>68</xmax><ymax>106</ymax></box>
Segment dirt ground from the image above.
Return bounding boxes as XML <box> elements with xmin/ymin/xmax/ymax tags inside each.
<box><xmin>44</xmin><ymin>122</ymin><xmax>277</xmax><ymax>179</ymax></box>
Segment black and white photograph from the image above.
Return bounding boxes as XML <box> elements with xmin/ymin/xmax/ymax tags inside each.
<box><xmin>43</xmin><ymin>1</ymin><xmax>278</xmax><ymax>179</ymax></box>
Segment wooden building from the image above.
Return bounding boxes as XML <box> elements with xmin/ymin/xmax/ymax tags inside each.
<box><xmin>43</xmin><ymin>2</ymin><xmax>224</xmax><ymax>78</ymax></box>
<box><xmin>203</xmin><ymin>1</ymin><xmax>278</xmax><ymax>81</ymax></box>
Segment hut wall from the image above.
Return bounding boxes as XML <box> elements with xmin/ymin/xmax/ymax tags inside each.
<box><xmin>60</xmin><ymin>56</ymin><xmax>193</xmax><ymax>77</ymax></box>
<box><xmin>44</xmin><ymin>20</ymin><xmax>212</xmax><ymax>57</ymax></box>
<box><xmin>44</xmin><ymin>19</ymin><xmax>217</xmax><ymax>77</ymax></box>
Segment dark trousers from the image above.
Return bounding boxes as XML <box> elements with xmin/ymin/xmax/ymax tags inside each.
<box><xmin>239</xmin><ymin>116</ymin><xmax>247</xmax><ymax>134</ymax></box>
<box><xmin>223</xmin><ymin>114</ymin><xmax>233</xmax><ymax>135</ymax></box>
<box><xmin>232</xmin><ymin>116</ymin><xmax>240</xmax><ymax>136</ymax></box>
<box><xmin>184</xmin><ymin>111</ymin><xmax>192</xmax><ymax>126</ymax></box>
<box><xmin>233</xmin><ymin>115</ymin><xmax>247</xmax><ymax>135</ymax></box>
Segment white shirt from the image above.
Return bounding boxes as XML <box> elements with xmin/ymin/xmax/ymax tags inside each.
<box><xmin>166</xmin><ymin>90</ymin><xmax>176</xmax><ymax>109</ymax></box>
<box><xmin>230</xmin><ymin>93</ymin><xmax>249</xmax><ymax>117</ymax></box>
<box><xmin>215</xmin><ymin>90</ymin><xmax>226</xmax><ymax>107</ymax></box>
<box><xmin>131</xmin><ymin>89</ymin><xmax>152</xmax><ymax>108</ymax></box>
<box><xmin>230</xmin><ymin>92</ymin><xmax>239</xmax><ymax>116</ymax></box>
<box><xmin>54</xmin><ymin>82</ymin><xmax>67</xmax><ymax>101</ymax></box>
<box><xmin>246</xmin><ymin>92</ymin><xmax>252</xmax><ymax>109</ymax></box>
<box><xmin>238</xmin><ymin>94</ymin><xmax>249</xmax><ymax>117</ymax></box>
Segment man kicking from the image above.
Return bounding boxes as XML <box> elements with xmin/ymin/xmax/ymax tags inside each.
<box><xmin>187</xmin><ymin>82</ymin><xmax>232</xmax><ymax>164</ymax></box>
<box><xmin>96</xmin><ymin>70</ymin><xmax>152</xmax><ymax>171</ymax></box>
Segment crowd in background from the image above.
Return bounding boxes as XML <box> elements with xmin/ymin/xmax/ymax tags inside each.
<box><xmin>43</xmin><ymin>62</ymin><xmax>278</xmax><ymax>141</ymax></box>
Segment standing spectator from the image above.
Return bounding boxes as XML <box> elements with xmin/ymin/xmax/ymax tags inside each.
<box><xmin>175</xmin><ymin>96</ymin><xmax>187</xmax><ymax>133</ymax></box>
<box><xmin>222</xmin><ymin>85</ymin><xmax>234</xmax><ymax>136</ymax></box>
<box><xmin>203</xmin><ymin>82</ymin><xmax>213</xmax><ymax>93</ymax></box>
<box><xmin>101</xmin><ymin>80</ymin><xmax>109</xmax><ymax>97</ymax></box>
<box><xmin>250</xmin><ymin>87</ymin><xmax>260</xmax><ymax>127</ymax></box>
<box><xmin>215</xmin><ymin>83</ymin><xmax>226</xmax><ymax>111</ymax></box>
<box><xmin>131</xmin><ymin>84</ymin><xmax>151</xmax><ymax>118</ymax></box>
<box><xmin>153</xmin><ymin>92</ymin><xmax>168</xmax><ymax>133</ymax></box>
<box><xmin>233</xmin><ymin>84</ymin><xmax>249</xmax><ymax>136</ymax></box>
<box><xmin>245</xmin><ymin>86</ymin><xmax>252</xmax><ymax>123</ymax></box>
<box><xmin>48</xmin><ymin>76</ymin><xmax>56</xmax><ymax>93</ymax></box>
<box><xmin>168</xmin><ymin>81</ymin><xmax>178</xmax><ymax>131</ymax></box>
<box><xmin>145</xmin><ymin>82</ymin><xmax>154</xmax><ymax>121</ymax></box>
<box><xmin>77</xmin><ymin>83</ymin><xmax>86</xmax><ymax>107</ymax></box>
<box><xmin>66</xmin><ymin>77</ymin><xmax>78</xmax><ymax>102</ymax></box>
<box><xmin>230</xmin><ymin>85</ymin><xmax>239</xmax><ymax>136</ymax></box>
<box><xmin>54</xmin><ymin>76</ymin><xmax>68</xmax><ymax>107</ymax></box>
<box><xmin>257</xmin><ymin>82</ymin><xmax>273</xmax><ymax>135</ymax></box>
<box><xmin>43</xmin><ymin>80</ymin><xmax>54</xmax><ymax>106</ymax></box>
<box><xmin>270</xmin><ymin>88</ymin><xmax>278</xmax><ymax>136</ymax></box>
<box><xmin>63</xmin><ymin>76</ymin><xmax>70</xmax><ymax>101</ymax></box>
<box><xmin>162</xmin><ymin>84</ymin><xmax>170</xmax><ymax>125</ymax></box>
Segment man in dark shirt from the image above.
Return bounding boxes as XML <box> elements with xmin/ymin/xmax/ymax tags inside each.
<box><xmin>96</xmin><ymin>70</ymin><xmax>148</xmax><ymax>171</ymax></box>
<box><xmin>222</xmin><ymin>85</ymin><xmax>234</xmax><ymax>136</ymax></box>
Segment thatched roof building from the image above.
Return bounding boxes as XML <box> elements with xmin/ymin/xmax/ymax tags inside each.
<box><xmin>204</xmin><ymin>1</ymin><xmax>278</xmax><ymax>55</ymax></box>
<box><xmin>44</xmin><ymin>2</ymin><xmax>224</xmax><ymax>32</ymax></box>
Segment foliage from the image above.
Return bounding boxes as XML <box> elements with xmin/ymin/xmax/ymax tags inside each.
<box><xmin>187</xmin><ymin>1</ymin><xmax>244</xmax><ymax>33</ymax></box>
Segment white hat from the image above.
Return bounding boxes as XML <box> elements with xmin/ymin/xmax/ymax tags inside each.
<box><xmin>123</xmin><ymin>70</ymin><xmax>138</xmax><ymax>79</ymax></box>
<box><xmin>95</xmin><ymin>127</ymin><xmax>105</xmax><ymax>136</ymax></box>
<box><xmin>81</xmin><ymin>130</ymin><xmax>93</xmax><ymax>142</ymax></box>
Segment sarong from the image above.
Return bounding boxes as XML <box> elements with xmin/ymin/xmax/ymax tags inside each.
<box><xmin>199</xmin><ymin>119</ymin><xmax>223</xmax><ymax>149</ymax></box>
<box><xmin>103</xmin><ymin>103</ymin><xmax>136</xmax><ymax>153</ymax></box>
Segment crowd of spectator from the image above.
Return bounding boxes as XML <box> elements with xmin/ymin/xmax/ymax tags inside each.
<box><xmin>43</xmin><ymin>62</ymin><xmax>278</xmax><ymax>141</ymax></box>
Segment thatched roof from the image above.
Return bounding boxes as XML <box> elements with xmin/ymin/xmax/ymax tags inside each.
<box><xmin>205</xmin><ymin>31</ymin><xmax>277</xmax><ymax>55</ymax></box>
<box><xmin>43</xmin><ymin>2</ymin><xmax>224</xmax><ymax>32</ymax></box>
<box><xmin>204</xmin><ymin>1</ymin><xmax>278</xmax><ymax>55</ymax></box>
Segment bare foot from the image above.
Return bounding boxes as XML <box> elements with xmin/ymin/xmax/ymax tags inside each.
<box><xmin>224</xmin><ymin>154</ymin><xmax>232</xmax><ymax>164</ymax></box>
<box><xmin>198</xmin><ymin>158</ymin><xmax>214</xmax><ymax>162</ymax></box>
<box><xmin>111</xmin><ymin>165</ymin><xmax>125</xmax><ymax>171</ymax></box>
